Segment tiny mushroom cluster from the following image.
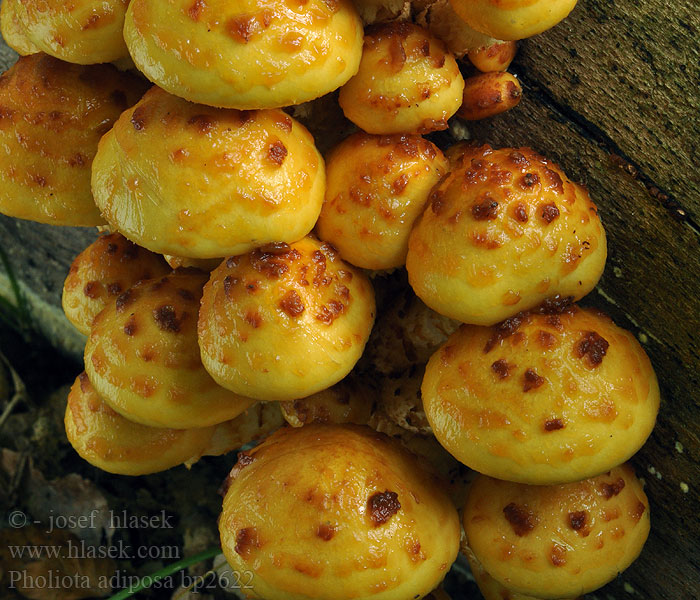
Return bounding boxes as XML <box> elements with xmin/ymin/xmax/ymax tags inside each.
<box><xmin>0</xmin><ymin>1</ymin><xmax>661</xmax><ymax>599</ymax></box>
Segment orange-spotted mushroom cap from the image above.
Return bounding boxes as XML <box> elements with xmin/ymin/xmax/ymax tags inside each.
<box><xmin>91</xmin><ymin>87</ymin><xmax>326</xmax><ymax>258</ymax></box>
<box><xmin>219</xmin><ymin>424</ymin><xmax>460</xmax><ymax>599</ymax></box>
<box><xmin>464</xmin><ymin>545</ymin><xmax>579</xmax><ymax>600</ymax></box>
<box><xmin>198</xmin><ymin>237</ymin><xmax>376</xmax><ymax>402</ymax></box>
<box><xmin>463</xmin><ymin>464</ymin><xmax>650</xmax><ymax>599</ymax></box>
<box><xmin>84</xmin><ymin>269</ymin><xmax>256</xmax><ymax>429</ymax></box>
<box><xmin>449</xmin><ymin>0</ymin><xmax>578</xmax><ymax>41</ymax></box>
<box><xmin>422</xmin><ymin>304</ymin><xmax>660</xmax><ymax>484</ymax></box>
<box><xmin>62</xmin><ymin>233</ymin><xmax>171</xmax><ymax>335</ymax></box>
<box><xmin>0</xmin><ymin>54</ymin><xmax>147</xmax><ymax>226</ymax></box>
<box><xmin>0</xmin><ymin>0</ymin><xmax>39</xmax><ymax>56</ymax></box>
<box><xmin>123</xmin><ymin>0</ymin><xmax>363</xmax><ymax>109</ymax></box>
<box><xmin>65</xmin><ymin>373</ymin><xmax>217</xmax><ymax>476</ymax></box>
<box><xmin>5</xmin><ymin>0</ymin><xmax>130</xmax><ymax>64</ymax></box>
<box><xmin>316</xmin><ymin>133</ymin><xmax>449</xmax><ymax>270</ymax></box>
<box><xmin>338</xmin><ymin>22</ymin><xmax>465</xmax><ymax>134</ymax></box>
<box><xmin>407</xmin><ymin>145</ymin><xmax>607</xmax><ymax>326</ymax></box>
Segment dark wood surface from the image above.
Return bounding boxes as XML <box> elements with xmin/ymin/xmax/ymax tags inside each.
<box><xmin>0</xmin><ymin>1</ymin><xmax>698</xmax><ymax>598</ymax></box>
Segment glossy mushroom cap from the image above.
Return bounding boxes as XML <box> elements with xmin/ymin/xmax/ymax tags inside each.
<box><xmin>0</xmin><ymin>0</ymin><xmax>39</xmax><ymax>56</ymax></box>
<box><xmin>449</xmin><ymin>0</ymin><xmax>578</xmax><ymax>41</ymax></box>
<box><xmin>219</xmin><ymin>424</ymin><xmax>461</xmax><ymax>600</ymax></box>
<box><xmin>65</xmin><ymin>373</ymin><xmax>216</xmax><ymax>476</ymax></box>
<box><xmin>66</xmin><ymin>373</ymin><xmax>284</xmax><ymax>475</ymax></box>
<box><xmin>123</xmin><ymin>0</ymin><xmax>363</xmax><ymax>109</ymax></box>
<box><xmin>464</xmin><ymin>545</ymin><xmax>579</xmax><ymax>600</ymax></box>
<box><xmin>62</xmin><ymin>233</ymin><xmax>171</xmax><ymax>335</ymax></box>
<box><xmin>84</xmin><ymin>269</ymin><xmax>255</xmax><ymax>429</ymax></box>
<box><xmin>339</xmin><ymin>22</ymin><xmax>464</xmax><ymax>134</ymax></box>
<box><xmin>422</xmin><ymin>304</ymin><xmax>660</xmax><ymax>484</ymax></box>
<box><xmin>0</xmin><ymin>54</ymin><xmax>147</xmax><ymax>226</ymax></box>
<box><xmin>407</xmin><ymin>144</ymin><xmax>607</xmax><ymax>326</ymax></box>
<box><xmin>198</xmin><ymin>238</ymin><xmax>376</xmax><ymax>401</ymax></box>
<box><xmin>5</xmin><ymin>0</ymin><xmax>130</xmax><ymax>63</ymax></box>
<box><xmin>92</xmin><ymin>87</ymin><xmax>326</xmax><ymax>259</ymax></box>
<box><xmin>316</xmin><ymin>133</ymin><xmax>449</xmax><ymax>270</ymax></box>
<box><xmin>463</xmin><ymin>464</ymin><xmax>650</xmax><ymax>599</ymax></box>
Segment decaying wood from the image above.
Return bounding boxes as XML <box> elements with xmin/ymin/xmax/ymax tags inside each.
<box><xmin>0</xmin><ymin>1</ymin><xmax>698</xmax><ymax>598</ymax></box>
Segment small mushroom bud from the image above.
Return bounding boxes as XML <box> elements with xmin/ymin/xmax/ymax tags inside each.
<box><xmin>422</xmin><ymin>305</ymin><xmax>660</xmax><ymax>485</ymax></box>
<box><xmin>339</xmin><ymin>22</ymin><xmax>464</xmax><ymax>134</ymax></box>
<box><xmin>219</xmin><ymin>424</ymin><xmax>461</xmax><ymax>599</ymax></box>
<box><xmin>316</xmin><ymin>133</ymin><xmax>449</xmax><ymax>270</ymax></box>
<box><xmin>467</xmin><ymin>41</ymin><xmax>518</xmax><ymax>72</ymax></box>
<box><xmin>458</xmin><ymin>71</ymin><xmax>523</xmax><ymax>121</ymax></box>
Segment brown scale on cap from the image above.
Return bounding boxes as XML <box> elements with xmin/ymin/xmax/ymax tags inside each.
<box><xmin>491</xmin><ymin>359</ymin><xmax>512</xmax><ymax>379</ymax></box>
<box><xmin>472</xmin><ymin>195</ymin><xmax>499</xmax><ymax>220</ymax></box>
<box><xmin>152</xmin><ymin>305</ymin><xmax>184</xmax><ymax>333</ymax></box>
<box><xmin>575</xmin><ymin>331</ymin><xmax>609</xmax><ymax>367</ymax></box>
<box><xmin>234</xmin><ymin>527</ymin><xmax>261</xmax><ymax>558</ymax></box>
<box><xmin>267</xmin><ymin>140</ymin><xmax>288</xmax><ymax>166</ymax></box>
<box><xmin>123</xmin><ymin>315</ymin><xmax>138</xmax><ymax>336</ymax></box>
<box><xmin>540</xmin><ymin>203</ymin><xmax>560</xmax><ymax>224</ymax></box>
<box><xmin>83</xmin><ymin>281</ymin><xmax>100</xmax><ymax>299</ymax></box>
<box><xmin>568</xmin><ymin>510</ymin><xmax>587</xmax><ymax>531</ymax></box>
<box><xmin>544</xmin><ymin>418</ymin><xmax>565</xmax><ymax>431</ymax></box>
<box><xmin>116</xmin><ymin>289</ymin><xmax>135</xmax><ymax>313</ymax></box>
<box><xmin>368</xmin><ymin>491</ymin><xmax>401</xmax><ymax>527</ymax></box>
<box><xmin>550</xmin><ymin>543</ymin><xmax>567</xmax><ymax>566</ymax></box>
<box><xmin>600</xmin><ymin>478</ymin><xmax>626</xmax><ymax>499</ymax></box>
<box><xmin>279</xmin><ymin>289</ymin><xmax>305</xmax><ymax>317</ymax></box>
<box><xmin>316</xmin><ymin>523</ymin><xmax>337</xmax><ymax>541</ymax></box>
<box><xmin>523</xmin><ymin>368</ymin><xmax>545</xmax><ymax>392</ymax></box>
<box><xmin>503</xmin><ymin>502</ymin><xmax>537</xmax><ymax>536</ymax></box>
<box><xmin>484</xmin><ymin>313</ymin><xmax>527</xmax><ymax>353</ymax></box>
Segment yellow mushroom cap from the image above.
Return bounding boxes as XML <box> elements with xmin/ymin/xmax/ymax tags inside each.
<box><xmin>85</xmin><ymin>268</ymin><xmax>255</xmax><ymax>429</ymax></box>
<box><xmin>91</xmin><ymin>87</ymin><xmax>326</xmax><ymax>259</ymax></box>
<box><xmin>407</xmin><ymin>144</ymin><xmax>607</xmax><ymax>326</ymax></box>
<box><xmin>463</xmin><ymin>464</ymin><xmax>650</xmax><ymax>599</ymax></box>
<box><xmin>6</xmin><ymin>0</ymin><xmax>130</xmax><ymax>64</ymax></box>
<box><xmin>65</xmin><ymin>373</ymin><xmax>216</xmax><ymax>476</ymax></box>
<box><xmin>449</xmin><ymin>0</ymin><xmax>578</xmax><ymax>41</ymax></box>
<box><xmin>219</xmin><ymin>424</ymin><xmax>461</xmax><ymax>600</ymax></box>
<box><xmin>316</xmin><ymin>133</ymin><xmax>449</xmax><ymax>270</ymax></box>
<box><xmin>0</xmin><ymin>54</ymin><xmax>147</xmax><ymax>226</ymax></box>
<box><xmin>0</xmin><ymin>0</ymin><xmax>39</xmax><ymax>56</ymax></box>
<box><xmin>464</xmin><ymin>545</ymin><xmax>578</xmax><ymax>600</ymax></box>
<box><xmin>62</xmin><ymin>233</ymin><xmax>171</xmax><ymax>336</ymax></box>
<box><xmin>123</xmin><ymin>0</ymin><xmax>363</xmax><ymax>109</ymax></box>
<box><xmin>198</xmin><ymin>237</ymin><xmax>376</xmax><ymax>402</ymax></box>
<box><xmin>422</xmin><ymin>304</ymin><xmax>660</xmax><ymax>485</ymax></box>
<box><xmin>339</xmin><ymin>22</ymin><xmax>465</xmax><ymax>134</ymax></box>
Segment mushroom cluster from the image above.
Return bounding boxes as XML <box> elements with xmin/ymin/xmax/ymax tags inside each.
<box><xmin>0</xmin><ymin>0</ymin><xmax>662</xmax><ymax>598</ymax></box>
